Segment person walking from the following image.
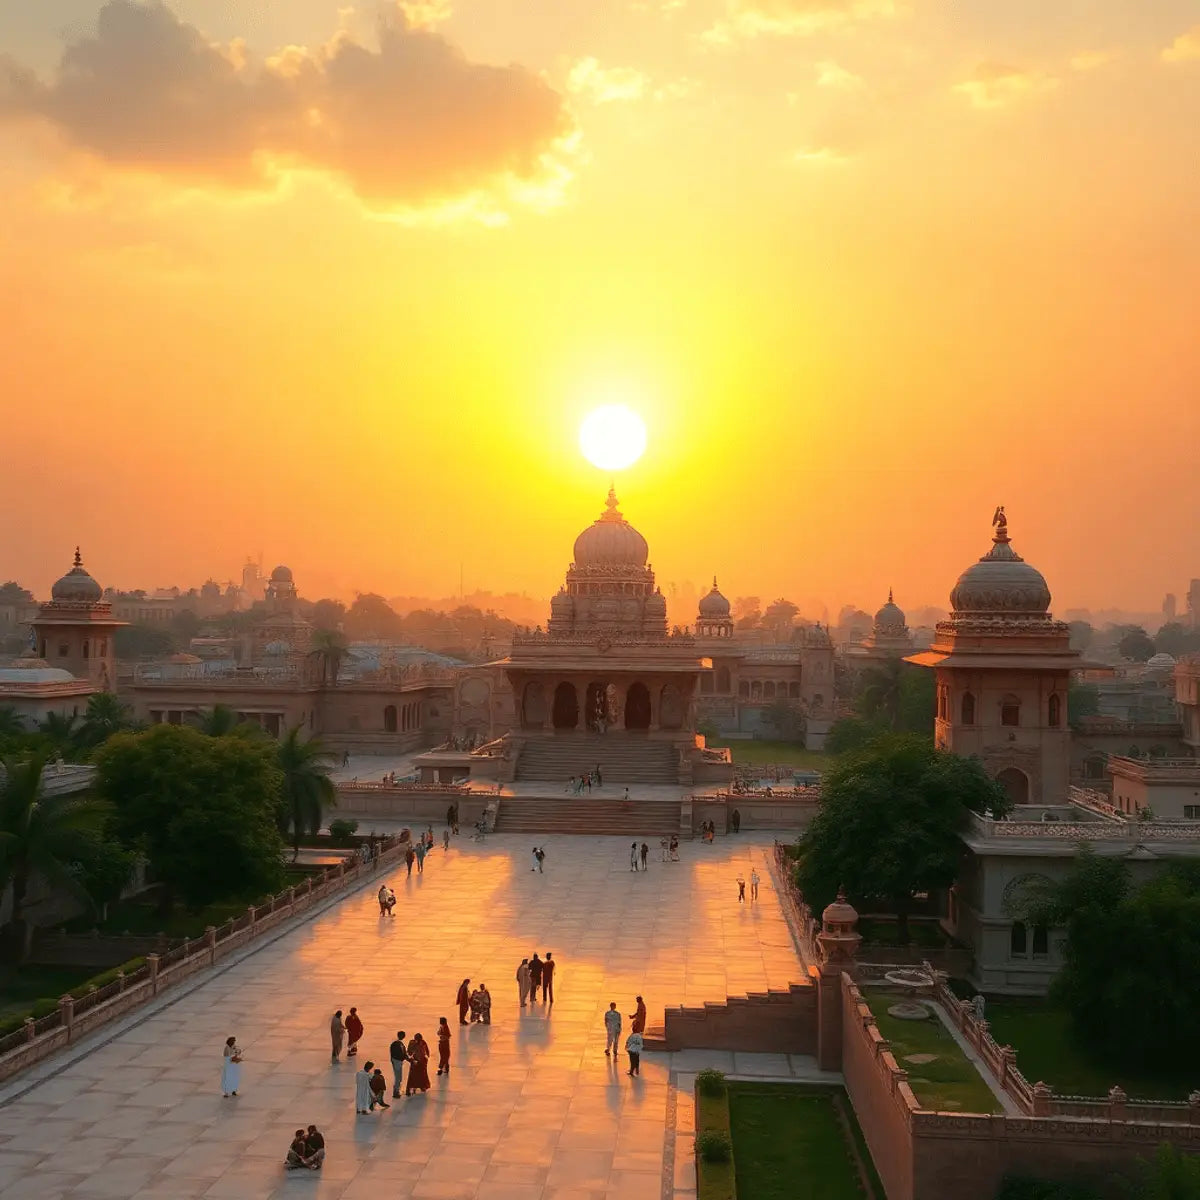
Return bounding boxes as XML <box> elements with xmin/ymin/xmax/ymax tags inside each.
<box><xmin>406</xmin><ymin>1034</ymin><xmax>431</xmax><ymax>1094</ymax></box>
<box><xmin>443</xmin><ymin>827</ymin><xmax>450</xmax><ymax>852</ymax></box>
<box><xmin>377</xmin><ymin>883</ymin><xmax>390</xmax><ymax>916</ymax></box>
<box><xmin>415</xmin><ymin>839</ymin><xmax>427</xmax><ymax>873</ymax></box>
<box><xmin>516</xmin><ymin>958</ymin><xmax>531</xmax><ymax>1007</ymax></box>
<box><xmin>529</xmin><ymin>953</ymin><xmax>544</xmax><ymax>1002</ymax></box>
<box><xmin>355</xmin><ymin>1061</ymin><xmax>375</xmax><ymax>1114</ymax></box>
<box><xmin>330</xmin><ymin>1010</ymin><xmax>345</xmax><ymax>1062</ymax></box>
<box><xmin>630</xmin><ymin>995</ymin><xmax>647</xmax><ymax>1034</ymax></box>
<box><xmin>737</xmin><ymin>875</ymin><xmax>746</xmax><ymax>903</ymax></box>
<box><xmin>389</xmin><ymin>1030</ymin><xmax>409</xmax><ymax>1098</ymax></box>
<box><xmin>659</xmin><ymin>837</ymin><xmax>668</xmax><ymax>862</ymax></box>
<box><xmin>640</xmin><ymin>842</ymin><xmax>649</xmax><ymax>871</ymax></box>
<box><xmin>626</xmin><ymin>1030</ymin><xmax>644</xmax><ymax>1077</ymax></box>
<box><xmin>345</xmin><ymin>1007</ymin><xmax>364</xmax><ymax>1058</ymax></box>
<box><xmin>457</xmin><ymin>979</ymin><xmax>471</xmax><ymax>1025</ymax></box>
<box><xmin>604</xmin><ymin>1002</ymin><xmax>622</xmax><ymax>1057</ymax></box>
<box><xmin>542</xmin><ymin>953</ymin><xmax>556</xmax><ymax>1005</ymax></box>
<box><xmin>750</xmin><ymin>868</ymin><xmax>760</xmax><ymax>901</ymax></box>
<box><xmin>629</xmin><ymin>842</ymin><xmax>639</xmax><ymax>872</ymax></box>
<box><xmin>531</xmin><ymin>846</ymin><xmax>539</xmax><ymax>872</ymax></box>
<box><xmin>437</xmin><ymin>1017</ymin><xmax>451</xmax><ymax>1075</ymax></box>
<box><xmin>669</xmin><ymin>836</ymin><xmax>679</xmax><ymax>861</ymax></box>
<box><xmin>221</xmin><ymin>1035</ymin><xmax>242</xmax><ymax>1097</ymax></box>
<box><xmin>535</xmin><ymin>846</ymin><xmax>546</xmax><ymax>872</ymax></box>
<box><xmin>596</xmin><ymin>764</ymin><xmax>603</xmax><ymax>787</ymax></box>
<box><xmin>405</xmin><ymin>845</ymin><xmax>415</xmax><ymax>877</ymax></box>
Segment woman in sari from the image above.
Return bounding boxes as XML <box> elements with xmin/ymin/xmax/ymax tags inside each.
<box><xmin>221</xmin><ymin>1036</ymin><xmax>242</xmax><ymax>1097</ymax></box>
<box><xmin>405</xmin><ymin>1033</ymin><xmax>432</xmax><ymax>1094</ymax></box>
<box><xmin>436</xmin><ymin>1017</ymin><xmax>451</xmax><ymax>1075</ymax></box>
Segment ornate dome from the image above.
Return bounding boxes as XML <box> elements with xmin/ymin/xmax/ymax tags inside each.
<box><xmin>50</xmin><ymin>548</ymin><xmax>103</xmax><ymax>603</ymax></box>
<box><xmin>1146</xmin><ymin>652</ymin><xmax>1176</xmax><ymax>673</ymax></box>
<box><xmin>270</xmin><ymin>565</ymin><xmax>293</xmax><ymax>583</ymax></box>
<box><xmin>874</xmin><ymin>589</ymin><xmax>906</xmax><ymax>631</ymax></box>
<box><xmin>573</xmin><ymin>487</ymin><xmax>649</xmax><ymax>567</ymax></box>
<box><xmin>950</xmin><ymin>509</ymin><xmax>1051</xmax><ymax>615</ymax></box>
<box><xmin>699</xmin><ymin>576</ymin><xmax>731</xmax><ymax>619</ymax></box>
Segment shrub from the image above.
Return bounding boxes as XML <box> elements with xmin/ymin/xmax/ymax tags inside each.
<box><xmin>696</xmin><ymin>1131</ymin><xmax>732</xmax><ymax>1164</ymax></box>
<box><xmin>328</xmin><ymin>818</ymin><xmax>359</xmax><ymax>846</ymax></box>
<box><xmin>696</xmin><ymin>1068</ymin><xmax>727</xmax><ymax>1097</ymax></box>
<box><xmin>31</xmin><ymin>997</ymin><xmax>61</xmax><ymax>1018</ymax></box>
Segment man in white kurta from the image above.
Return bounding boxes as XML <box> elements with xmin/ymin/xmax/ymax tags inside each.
<box><xmin>355</xmin><ymin>1062</ymin><xmax>375</xmax><ymax>1114</ymax></box>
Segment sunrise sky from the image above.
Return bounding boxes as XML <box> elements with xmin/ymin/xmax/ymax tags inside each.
<box><xmin>1</xmin><ymin>0</ymin><xmax>1198</xmax><ymax>614</ymax></box>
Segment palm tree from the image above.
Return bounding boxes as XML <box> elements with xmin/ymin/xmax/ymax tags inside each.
<box><xmin>0</xmin><ymin>707</ymin><xmax>25</xmax><ymax>739</ymax></box>
<box><xmin>38</xmin><ymin>712</ymin><xmax>80</xmax><ymax>758</ymax></box>
<box><xmin>0</xmin><ymin>756</ymin><xmax>108</xmax><ymax>960</ymax></box>
<box><xmin>276</xmin><ymin>727</ymin><xmax>337</xmax><ymax>861</ymax></box>
<box><xmin>197</xmin><ymin>704</ymin><xmax>242</xmax><ymax>737</ymax></box>
<box><xmin>308</xmin><ymin>629</ymin><xmax>349</xmax><ymax>687</ymax></box>
<box><xmin>79</xmin><ymin>693</ymin><xmax>134</xmax><ymax>750</ymax></box>
<box><xmin>857</xmin><ymin>659</ymin><xmax>905</xmax><ymax>730</ymax></box>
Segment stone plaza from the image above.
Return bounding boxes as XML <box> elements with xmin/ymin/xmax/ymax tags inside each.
<box><xmin>0</xmin><ymin>834</ymin><xmax>814</xmax><ymax>1200</ymax></box>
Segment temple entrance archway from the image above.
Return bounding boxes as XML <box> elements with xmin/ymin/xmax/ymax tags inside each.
<box><xmin>996</xmin><ymin>767</ymin><xmax>1030</xmax><ymax>806</ymax></box>
<box><xmin>625</xmin><ymin>681</ymin><xmax>651</xmax><ymax>730</ymax></box>
<box><xmin>586</xmin><ymin>681</ymin><xmax>609</xmax><ymax>732</ymax></box>
<box><xmin>552</xmin><ymin>682</ymin><xmax>580</xmax><ymax>730</ymax></box>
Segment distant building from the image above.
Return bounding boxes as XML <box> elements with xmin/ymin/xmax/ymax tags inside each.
<box><xmin>1189</xmin><ymin>579</ymin><xmax>1200</xmax><ymax>629</ymax></box>
<box><xmin>1163</xmin><ymin>592</ymin><xmax>1177</xmax><ymax>621</ymax></box>
<box><xmin>843</xmin><ymin>589</ymin><xmax>916</xmax><ymax>673</ymax></box>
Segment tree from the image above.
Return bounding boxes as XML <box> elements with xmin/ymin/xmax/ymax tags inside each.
<box><xmin>196</xmin><ymin>704</ymin><xmax>243</xmax><ymax>737</ymax></box>
<box><xmin>1027</xmin><ymin>854</ymin><xmax>1200</xmax><ymax>1076</ymax></box>
<box><xmin>170</xmin><ymin>609</ymin><xmax>201</xmax><ymax>644</ymax></box>
<box><xmin>275</xmin><ymin>727</ymin><xmax>337</xmax><ymax>860</ymax></box>
<box><xmin>1117</xmin><ymin>625</ymin><xmax>1156</xmax><ymax>662</ymax></box>
<box><xmin>1067</xmin><ymin>621</ymin><xmax>1095</xmax><ymax>653</ymax></box>
<box><xmin>308</xmin><ymin>629</ymin><xmax>349</xmax><ymax>687</ymax></box>
<box><xmin>824</xmin><ymin>716</ymin><xmax>888</xmax><ymax>757</ymax></box>
<box><xmin>344</xmin><ymin>593</ymin><xmax>403</xmax><ymax>640</ymax></box>
<box><xmin>1067</xmin><ymin>683</ymin><xmax>1101</xmax><ymax>729</ymax></box>
<box><xmin>38</xmin><ymin>712</ymin><xmax>81</xmax><ymax>759</ymax></box>
<box><xmin>0</xmin><ymin>757</ymin><xmax>109</xmax><ymax>959</ymax></box>
<box><xmin>759</xmin><ymin>698</ymin><xmax>806</xmax><ymax>743</ymax></box>
<box><xmin>795</xmin><ymin>735</ymin><xmax>1009</xmax><ymax>940</ymax></box>
<box><xmin>311</xmin><ymin>598</ymin><xmax>347</xmax><ymax>631</ymax></box>
<box><xmin>1155</xmin><ymin>622</ymin><xmax>1200</xmax><ymax>658</ymax></box>
<box><xmin>78</xmin><ymin>692</ymin><xmax>137</xmax><ymax>751</ymax></box>
<box><xmin>763</xmin><ymin>598</ymin><xmax>799</xmax><ymax>639</ymax></box>
<box><xmin>732</xmin><ymin>596</ymin><xmax>760</xmax><ymax>623</ymax></box>
<box><xmin>0</xmin><ymin>707</ymin><xmax>25</xmax><ymax>738</ymax></box>
<box><xmin>95</xmin><ymin>724</ymin><xmax>285</xmax><ymax>911</ymax></box>
<box><xmin>68</xmin><ymin>833</ymin><xmax>136</xmax><ymax>923</ymax></box>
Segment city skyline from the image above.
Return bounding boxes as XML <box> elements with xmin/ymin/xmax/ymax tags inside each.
<box><xmin>1</xmin><ymin>1</ymin><xmax>1197</xmax><ymax>608</ymax></box>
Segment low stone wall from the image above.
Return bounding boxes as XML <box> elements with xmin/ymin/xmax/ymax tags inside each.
<box><xmin>661</xmin><ymin>982</ymin><xmax>817</xmax><ymax>1054</ymax></box>
<box><xmin>0</xmin><ymin>839</ymin><xmax>408</xmax><ymax>1086</ymax></box>
<box><xmin>691</xmin><ymin>797</ymin><xmax>819</xmax><ymax>834</ymax></box>
<box><xmin>334</xmin><ymin>786</ymin><xmax>488</xmax><ymax>826</ymax></box>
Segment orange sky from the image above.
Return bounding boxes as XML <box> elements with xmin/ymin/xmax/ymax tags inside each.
<box><xmin>1</xmin><ymin>1</ymin><xmax>1198</xmax><ymax>615</ymax></box>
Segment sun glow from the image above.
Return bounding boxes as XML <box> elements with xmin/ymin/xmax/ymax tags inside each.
<box><xmin>578</xmin><ymin>404</ymin><xmax>648</xmax><ymax>471</ymax></box>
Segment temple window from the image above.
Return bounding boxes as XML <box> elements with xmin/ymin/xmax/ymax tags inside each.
<box><xmin>961</xmin><ymin>691</ymin><xmax>976</xmax><ymax>725</ymax></box>
<box><xmin>1010</xmin><ymin>921</ymin><xmax>1027</xmax><ymax>957</ymax></box>
<box><xmin>1001</xmin><ymin>695</ymin><xmax>1021</xmax><ymax>727</ymax></box>
<box><xmin>1048</xmin><ymin>694</ymin><xmax>1061</xmax><ymax>727</ymax></box>
<box><xmin>1032</xmin><ymin>925</ymin><xmax>1049</xmax><ymax>957</ymax></box>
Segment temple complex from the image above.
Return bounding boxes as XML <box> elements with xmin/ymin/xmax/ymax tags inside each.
<box><xmin>843</xmin><ymin>588</ymin><xmax>916</xmax><ymax>671</ymax></box>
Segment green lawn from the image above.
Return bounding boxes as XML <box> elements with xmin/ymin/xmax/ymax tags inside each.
<box><xmin>728</xmin><ymin>741</ymin><xmax>830</xmax><ymax>771</ymax></box>
<box><xmin>984</xmin><ymin>1000</ymin><xmax>1195</xmax><ymax>1101</ymax></box>
<box><xmin>696</xmin><ymin>1088</ymin><xmax>736</xmax><ymax>1200</ymax></box>
<box><xmin>0</xmin><ymin>965</ymin><xmax>98</xmax><ymax>1021</ymax></box>
<box><xmin>863</xmin><ymin>991</ymin><xmax>1001</xmax><ymax>1113</ymax></box>
<box><xmin>728</xmin><ymin>1083</ymin><xmax>881</xmax><ymax>1199</ymax></box>
<box><xmin>856</xmin><ymin>918</ymin><xmax>950</xmax><ymax>949</ymax></box>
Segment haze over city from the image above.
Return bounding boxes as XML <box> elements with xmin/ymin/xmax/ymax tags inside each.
<box><xmin>2</xmin><ymin>0</ymin><xmax>1199</xmax><ymax>607</ymax></box>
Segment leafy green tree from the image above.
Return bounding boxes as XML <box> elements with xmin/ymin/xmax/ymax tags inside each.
<box><xmin>78</xmin><ymin>693</ymin><xmax>137</xmax><ymax>751</ymax></box>
<box><xmin>276</xmin><ymin>727</ymin><xmax>337</xmax><ymax>860</ymax></box>
<box><xmin>1028</xmin><ymin>855</ymin><xmax>1200</xmax><ymax>1076</ymax></box>
<box><xmin>95</xmin><ymin>724</ymin><xmax>285</xmax><ymax>911</ymax></box>
<box><xmin>38</xmin><ymin>712</ymin><xmax>81</xmax><ymax>759</ymax></box>
<box><xmin>196</xmin><ymin>704</ymin><xmax>244</xmax><ymax>737</ymax></box>
<box><xmin>344</xmin><ymin>593</ymin><xmax>403</xmax><ymax>639</ymax></box>
<box><xmin>824</xmin><ymin>715</ymin><xmax>888</xmax><ymax>757</ymax></box>
<box><xmin>853</xmin><ymin>661</ymin><xmax>934</xmax><ymax>734</ymax></box>
<box><xmin>310</xmin><ymin>598</ymin><xmax>347</xmax><ymax>631</ymax></box>
<box><xmin>68</xmin><ymin>833</ymin><xmax>136</xmax><ymax>922</ymax></box>
<box><xmin>308</xmin><ymin>628</ymin><xmax>349</xmax><ymax>687</ymax></box>
<box><xmin>170</xmin><ymin>609</ymin><xmax>201</xmax><ymax>645</ymax></box>
<box><xmin>0</xmin><ymin>707</ymin><xmax>25</xmax><ymax>738</ymax></box>
<box><xmin>1155</xmin><ymin>622</ymin><xmax>1200</xmax><ymax>658</ymax></box>
<box><xmin>759</xmin><ymin>698</ymin><xmax>806</xmax><ymax>743</ymax></box>
<box><xmin>1142</xmin><ymin>1142</ymin><xmax>1200</xmax><ymax>1200</ymax></box>
<box><xmin>795</xmin><ymin>735</ymin><xmax>1009</xmax><ymax>940</ymax></box>
<box><xmin>0</xmin><ymin>757</ymin><xmax>109</xmax><ymax>958</ymax></box>
<box><xmin>0</xmin><ymin>582</ymin><xmax>34</xmax><ymax>603</ymax></box>
<box><xmin>1117</xmin><ymin>626</ymin><xmax>1156</xmax><ymax>662</ymax></box>
<box><xmin>1067</xmin><ymin>683</ymin><xmax>1101</xmax><ymax>728</ymax></box>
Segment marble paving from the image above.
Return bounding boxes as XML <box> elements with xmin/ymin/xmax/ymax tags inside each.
<box><xmin>0</xmin><ymin>834</ymin><xmax>808</xmax><ymax>1199</ymax></box>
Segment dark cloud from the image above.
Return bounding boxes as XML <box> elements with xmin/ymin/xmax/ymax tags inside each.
<box><xmin>0</xmin><ymin>1</ymin><xmax>570</xmax><ymax>207</ymax></box>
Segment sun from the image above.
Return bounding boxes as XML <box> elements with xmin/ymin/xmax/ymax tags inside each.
<box><xmin>579</xmin><ymin>404</ymin><xmax>647</xmax><ymax>471</ymax></box>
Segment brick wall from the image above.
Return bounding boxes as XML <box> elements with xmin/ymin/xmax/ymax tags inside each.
<box><xmin>661</xmin><ymin>982</ymin><xmax>816</xmax><ymax>1054</ymax></box>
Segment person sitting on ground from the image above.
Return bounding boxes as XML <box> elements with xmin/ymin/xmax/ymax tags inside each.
<box><xmin>286</xmin><ymin>1130</ymin><xmax>312</xmax><ymax>1169</ymax></box>
<box><xmin>369</xmin><ymin>1067</ymin><xmax>390</xmax><ymax>1110</ymax></box>
<box><xmin>304</xmin><ymin>1125</ymin><xmax>325</xmax><ymax>1170</ymax></box>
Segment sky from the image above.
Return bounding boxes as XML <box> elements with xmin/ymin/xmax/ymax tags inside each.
<box><xmin>1</xmin><ymin>0</ymin><xmax>1198</xmax><ymax>616</ymax></box>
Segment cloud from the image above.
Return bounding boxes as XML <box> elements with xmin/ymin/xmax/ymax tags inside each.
<box><xmin>815</xmin><ymin>60</ymin><xmax>864</xmax><ymax>89</ymax></box>
<box><xmin>790</xmin><ymin>145</ymin><xmax>848</xmax><ymax>165</ymax></box>
<box><xmin>953</xmin><ymin>62</ymin><xmax>1058</xmax><ymax>110</ymax></box>
<box><xmin>1161</xmin><ymin>26</ymin><xmax>1200</xmax><ymax>63</ymax></box>
<box><xmin>0</xmin><ymin>0</ymin><xmax>572</xmax><ymax>213</ymax></box>
<box><xmin>705</xmin><ymin>0</ymin><xmax>898</xmax><ymax>42</ymax></box>
<box><xmin>1069</xmin><ymin>50</ymin><xmax>1116</xmax><ymax>72</ymax></box>
<box><xmin>567</xmin><ymin>58</ymin><xmax>647</xmax><ymax>104</ymax></box>
<box><xmin>396</xmin><ymin>0</ymin><xmax>453</xmax><ymax>29</ymax></box>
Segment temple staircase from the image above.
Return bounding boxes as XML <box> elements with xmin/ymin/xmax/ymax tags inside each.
<box><xmin>514</xmin><ymin>733</ymin><xmax>678</xmax><ymax>784</ymax></box>
<box><xmin>493</xmin><ymin>797</ymin><xmax>682</xmax><ymax>836</ymax></box>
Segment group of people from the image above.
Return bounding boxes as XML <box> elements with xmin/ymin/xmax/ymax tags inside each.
<box><xmin>736</xmin><ymin>869</ymin><xmax>761</xmax><ymax>903</ymax></box>
<box><xmin>566</xmin><ymin>765</ymin><xmax>603</xmax><ymax>794</ymax></box>
<box><xmin>352</xmin><ymin>1021</ymin><xmax>449</xmax><ymax>1111</ymax></box>
<box><xmin>513</xmin><ymin>952</ymin><xmax>556</xmax><ymax>1006</ymax></box>
<box><xmin>604</xmin><ymin>995</ymin><xmax>647</xmax><ymax>1076</ymax></box>
<box><xmin>285</xmin><ymin>1125</ymin><xmax>325</xmax><ymax>1170</ymax></box>
<box><xmin>700</xmin><ymin>820</ymin><xmax>718</xmax><ymax>843</ymax></box>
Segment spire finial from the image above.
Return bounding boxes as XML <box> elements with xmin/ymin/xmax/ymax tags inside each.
<box><xmin>991</xmin><ymin>505</ymin><xmax>1009</xmax><ymax>544</ymax></box>
<box><xmin>73</xmin><ymin>546</ymin><xmax>82</xmax><ymax>568</ymax></box>
<box><xmin>602</xmin><ymin>484</ymin><xmax>622</xmax><ymax>520</ymax></box>
<box><xmin>712</xmin><ymin>575</ymin><xmax>719</xmax><ymax>590</ymax></box>
<box><xmin>887</xmin><ymin>587</ymin><xmax>893</xmax><ymax>604</ymax></box>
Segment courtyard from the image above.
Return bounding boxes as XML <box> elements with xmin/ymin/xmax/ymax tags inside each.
<box><xmin>0</xmin><ymin>833</ymin><xmax>812</xmax><ymax>1200</ymax></box>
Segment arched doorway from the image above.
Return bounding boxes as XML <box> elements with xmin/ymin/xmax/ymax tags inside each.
<box><xmin>996</xmin><ymin>767</ymin><xmax>1030</xmax><ymax>806</ymax></box>
<box><xmin>383</xmin><ymin>704</ymin><xmax>397</xmax><ymax>733</ymax></box>
<box><xmin>625</xmin><ymin>682</ymin><xmax>651</xmax><ymax>730</ymax></box>
<box><xmin>552</xmin><ymin>682</ymin><xmax>579</xmax><ymax>730</ymax></box>
<box><xmin>586</xmin><ymin>681</ymin><xmax>609</xmax><ymax>732</ymax></box>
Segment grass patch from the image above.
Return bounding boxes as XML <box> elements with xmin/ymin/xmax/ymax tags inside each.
<box><xmin>0</xmin><ymin>965</ymin><xmax>96</xmax><ymax>1022</ymax></box>
<box><xmin>863</xmin><ymin>990</ymin><xmax>1001</xmax><ymax>1114</ymax></box>
<box><xmin>727</xmin><ymin>1082</ymin><xmax>880</xmax><ymax>1199</ymax></box>
<box><xmin>728</xmin><ymin>741</ymin><xmax>830</xmax><ymax>771</ymax></box>
<box><xmin>856</xmin><ymin>918</ymin><xmax>951</xmax><ymax>949</ymax></box>
<box><xmin>984</xmin><ymin>1000</ymin><xmax>1195</xmax><ymax>1101</ymax></box>
<box><xmin>696</xmin><ymin>1081</ymin><xmax>736</xmax><ymax>1200</ymax></box>
<box><xmin>65</xmin><ymin>896</ymin><xmax>259</xmax><ymax>940</ymax></box>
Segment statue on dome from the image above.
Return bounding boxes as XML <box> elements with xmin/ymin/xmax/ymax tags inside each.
<box><xmin>991</xmin><ymin>505</ymin><xmax>1007</xmax><ymax>532</ymax></box>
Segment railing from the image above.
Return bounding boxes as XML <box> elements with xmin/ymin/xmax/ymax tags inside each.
<box><xmin>970</xmin><ymin>808</ymin><xmax>1200</xmax><ymax>842</ymax></box>
<box><xmin>722</xmin><ymin>786</ymin><xmax>821</xmax><ymax>802</ymax></box>
<box><xmin>336</xmin><ymin>780</ymin><xmax>470</xmax><ymax>793</ymax></box>
<box><xmin>510</xmin><ymin>629</ymin><xmax>696</xmax><ymax>646</ymax></box>
<box><xmin>0</xmin><ymin>835</ymin><xmax>408</xmax><ymax>1085</ymax></box>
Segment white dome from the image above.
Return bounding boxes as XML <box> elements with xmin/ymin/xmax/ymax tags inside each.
<box><xmin>0</xmin><ymin>667</ymin><xmax>75</xmax><ymax>683</ymax></box>
<box><xmin>950</xmin><ymin>514</ymin><xmax>1051</xmax><ymax>615</ymax></box>
<box><xmin>573</xmin><ymin>488</ymin><xmax>649</xmax><ymax>567</ymax></box>
<box><xmin>1146</xmin><ymin>652</ymin><xmax>1176</xmax><ymax>672</ymax></box>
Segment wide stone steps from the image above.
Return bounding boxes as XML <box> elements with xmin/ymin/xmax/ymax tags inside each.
<box><xmin>493</xmin><ymin>798</ymin><xmax>682</xmax><ymax>836</ymax></box>
<box><xmin>515</xmin><ymin>736</ymin><xmax>678</xmax><ymax>784</ymax></box>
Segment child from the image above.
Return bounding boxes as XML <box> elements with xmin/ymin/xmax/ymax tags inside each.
<box><xmin>737</xmin><ymin>876</ymin><xmax>746</xmax><ymax>903</ymax></box>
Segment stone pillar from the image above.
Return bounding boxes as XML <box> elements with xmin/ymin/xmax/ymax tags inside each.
<box><xmin>59</xmin><ymin>994</ymin><xmax>75</xmax><ymax>1038</ymax></box>
<box><xmin>147</xmin><ymin>953</ymin><xmax>160</xmax><ymax>995</ymax></box>
<box><xmin>999</xmin><ymin>1045</ymin><xmax>1017</xmax><ymax>1089</ymax></box>
<box><xmin>814</xmin><ymin>889</ymin><xmax>861</xmax><ymax>1072</ymax></box>
<box><xmin>247</xmin><ymin>904</ymin><xmax>257</xmax><ymax>929</ymax></box>
<box><xmin>205</xmin><ymin>925</ymin><xmax>217</xmax><ymax>965</ymax></box>
<box><xmin>23</xmin><ymin>1017</ymin><xmax>35</xmax><ymax>1042</ymax></box>
<box><xmin>1032</xmin><ymin>1081</ymin><xmax>1053</xmax><ymax>1117</ymax></box>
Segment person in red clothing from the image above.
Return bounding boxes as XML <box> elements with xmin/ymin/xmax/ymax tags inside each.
<box><xmin>406</xmin><ymin>1033</ymin><xmax>432</xmax><ymax>1094</ymax></box>
<box><xmin>542</xmin><ymin>952</ymin><xmax>556</xmax><ymax>1005</ymax></box>
<box><xmin>629</xmin><ymin>995</ymin><xmax>646</xmax><ymax>1034</ymax></box>
<box><xmin>436</xmin><ymin>1017</ymin><xmax>451</xmax><ymax>1075</ymax></box>
<box><xmin>345</xmin><ymin>1007</ymin><xmax>364</xmax><ymax>1057</ymax></box>
<box><xmin>456</xmin><ymin>979</ymin><xmax>471</xmax><ymax>1025</ymax></box>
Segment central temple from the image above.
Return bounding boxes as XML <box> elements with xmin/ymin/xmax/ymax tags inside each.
<box><xmin>498</xmin><ymin>487</ymin><xmax>713</xmax><ymax>784</ymax></box>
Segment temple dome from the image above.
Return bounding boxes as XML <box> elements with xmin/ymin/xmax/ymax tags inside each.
<box><xmin>874</xmin><ymin>590</ymin><xmax>906</xmax><ymax>630</ymax></box>
<box><xmin>50</xmin><ymin>548</ymin><xmax>103</xmax><ymax>603</ymax></box>
<box><xmin>270</xmin><ymin>565</ymin><xmax>293</xmax><ymax>583</ymax></box>
<box><xmin>573</xmin><ymin>487</ymin><xmax>649</xmax><ymax>567</ymax></box>
<box><xmin>1146</xmin><ymin>652</ymin><xmax>1176</xmax><ymax>673</ymax></box>
<box><xmin>699</xmin><ymin>577</ymin><xmax>730</xmax><ymax>619</ymax></box>
<box><xmin>950</xmin><ymin>510</ymin><xmax>1051</xmax><ymax>615</ymax></box>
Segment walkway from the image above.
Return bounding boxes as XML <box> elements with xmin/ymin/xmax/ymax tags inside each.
<box><xmin>0</xmin><ymin>834</ymin><xmax>806</xmax><ymax>1200</ymax></box>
